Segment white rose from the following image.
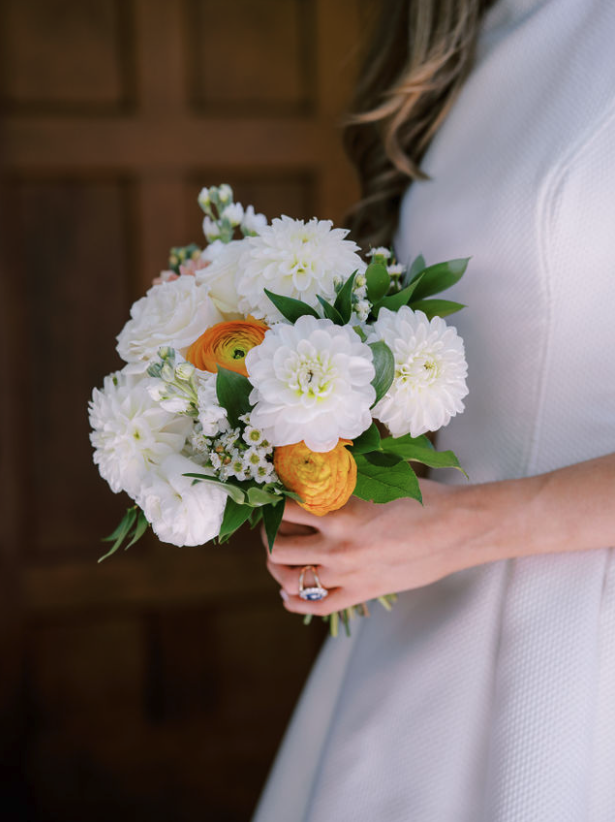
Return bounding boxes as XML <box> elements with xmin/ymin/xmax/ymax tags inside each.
<box><xmin>89</xmin><ymin>370</ymin><xmax>192</xmax><ymax>499</ymax></box>
<box><xmin>195</xmin><ymin>238</ymin><xmax>247</xmax><ymax>318</ymax></box>
<box><xmin>116</xmin><ymin>276</ymin><xmax>222</xmax><ymax>372</ymax></box>
<box><xmin>139</xmin><ymin>454</ymin><xmax>228</xmax><ymax>546</ymax></box>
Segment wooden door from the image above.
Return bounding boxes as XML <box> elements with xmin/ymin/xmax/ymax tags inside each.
<box><xmin>0</xmin><ymin>1</ymin><xmax>364</xmax><ymax>819</ymax></box>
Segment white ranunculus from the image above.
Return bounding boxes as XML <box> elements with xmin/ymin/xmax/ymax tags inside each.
<box><xmin>368</xmin><ymin>307</ymin><xmax>468</xmax><ymax>437</ymax></box>
<box><xmin>236</xmin><ymin>216</ymin><xmax>365</xmax><ymax>323</ymax></box>
<box><xmin>116</xmin><ymin>276</ymin><xmax>222</xmax><ymax>372</ymax></box>
<box><xmin>246</xmin><ymin>315</ymin><xmax>375</xmax><ymax>452</ymax></box>
<box><xmin>138</xmin><ymin>454</ymin><xmax>228</xmax><ymax>546</ymax></box>
<box><xmin>195</xmin><ymin>239</ymin><xmax>246</xmax><ymax>318</ymax></box>
<box><xmin>89</xmin><ymin>370</ymin><xmax>192</xmax><ymax>499</ymax></box>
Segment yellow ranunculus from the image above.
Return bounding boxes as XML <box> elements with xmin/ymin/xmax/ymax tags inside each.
<box><xmin>186</xmin><ymin>318</ymin><xmax>268</xmax><ymax>376</ymax></box>
<box><xmin>273</xmin><ymin>439</ymin><xmax>357</xmax><ymax>516</ymax></box>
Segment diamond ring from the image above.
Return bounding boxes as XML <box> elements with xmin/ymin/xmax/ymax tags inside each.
<box><xmin>298</xmin><ymin>565</ymin><xmax>329</xmax><ymax>601</ymax></box>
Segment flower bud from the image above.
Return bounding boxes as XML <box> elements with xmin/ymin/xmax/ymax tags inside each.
<box><xmin>160</xmin><ymin>397</ymin><xmax>190</xmax><ymax>413</ymax></box>
<box><xmin>221</xmin><ymin>202</ymin><xmax>244</xmax><ymax>227</ymax></box>
<box><xmin>175</xmin><ymin>361</ymin><xmax>196</xmax><ymax>381</ymax></box>
<box><xmin>198</xmin><ymin>187</ymin><xmax>211</xmax><ymax>210</ymax></box>
<box><xmin>218</xmin><ymin>184</ymin><xmax>233</xmax><ymax>203</ymax></box>
<box><xmin>161</xmin><ymin>363</ymin><xmax>175</xmax><ymax>382</ymax></box>
<box><xmin>203</xmin><ymin>216</ymin><xmax>221</xmax><ymax>243</ymax></box>
<box><xmin>157</xmin><ymin>346</ymin><xmax>174</xmax><ymax>361</ymax></box>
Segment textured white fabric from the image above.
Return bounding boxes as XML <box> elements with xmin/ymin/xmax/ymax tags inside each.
<box><xmin>252</xmin><ymin>0</ymin><xmax>615</xmax><ymax>819</ymax></box>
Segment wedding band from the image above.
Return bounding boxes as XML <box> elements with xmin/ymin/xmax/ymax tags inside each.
<box><xmin>298</xmin><ymin>565</ymin><xmax>329</xmax><ymax>601</ymax></box>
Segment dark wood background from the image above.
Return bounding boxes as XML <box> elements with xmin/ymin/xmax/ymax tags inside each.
<box><xmin>0</xmin><ymin>1</ymin><xmax>365</xmax><ymax>819</ymax></box>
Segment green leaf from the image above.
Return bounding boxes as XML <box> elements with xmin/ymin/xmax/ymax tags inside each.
<box><xmin>183</xmin><ymin>473</ymin><xmax>246</xmax><ymax>504</ymax></box>
<box><xmin>264</xmin><ymin>289</ymin><xmax>319</xmax><ymax>322</ymax></box>
<box><xmin>263</xmin><ymin>498</ymin><xmax>286</xmax><ymax>553</ymax></box>
<box><xmin>363</xmin><ymin>451</ymin><xmax>403</xmax><ymax>467</ymax></box>
<box><xmin>409</xmin><ymin>299</ymin><xmax>465</xmax><ymax>320</ymax></box>
<box><xmin>404</xmin><ymin>253</ymin><xmax>426</xmax><ymax>286</ymax></box>
<box><xmin>247</xmin><ymin>486</ymin><xmax>283</xmax><ymax>507</ymax></box>
<box><xmin>219</xmin><ymin>497</ymin><xmax>252</xmax><ymax>541</ymax></box>
<box><xmin>366</xmin><ymin>261</ymin><xmax>390</xmax><ymax>303</ymax></box>
<box><xmin>368</xmin><ymin>341</ymin><xmax>395</xmax><ymax>406</ymax></box>
<box><xmin>381</xmin><ymin>435</ymin><xmax>466</xmax><ymax>475</ymax></box>
<box><xmin>317</xmin><ymin>295</ymin><xmax>344</xmax><ymax>325</ymax></box>
<box><xmin>99</xmin><ymin>507</ymin><xmax>137</xmax><ymax>563</ymax></box>
<box><xmin>349</xmin><ymin>422</ymin><xmax>381</xmax><ymax>454</ymax></box>
<box><xmin>333</xmin><ymin>271</ymin><xmax>357</xmax><ymax>323</ymax></box>
<box><xmin>353</xmin><ymin>324</ymin><xmax>367</xmax><ymax>342</ymax></box>
<box><xmin>409</xmin><ymin>258</ymin><xmax>470</xmax><ymax>301</ymax></box>
<box><xmin>125</xmin><ymin>509</ymin><xmax>149</xmax><ymax>550</ymax></box>
<box><xmin>280</xmin><ymin>488</ymin><xmax>304</xmax><ymax>503</ymax></box>
<box><xmin>353</xmin><ymin>455</ymin><xmax>422</xmax><ymax>504</ymax></box>
<box><xmin>215</xmin><ymin>366</ymin><xmax>252</xmax><ymax>427</ymax></box>
<box><xmin>376</xmin><ymin>277</ymin><xmax>424</xmax><ymax>314</ymax></box>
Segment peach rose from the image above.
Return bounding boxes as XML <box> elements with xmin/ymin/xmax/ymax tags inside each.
<box><xmin>273</xmin><ymin>439</ymin><xmax>357</xmax><ymax>516</ymax></box>
<box><xmin>186</xmin><ymin>318</ymin><xmax>268</xmax><ymax>376</ymax></box>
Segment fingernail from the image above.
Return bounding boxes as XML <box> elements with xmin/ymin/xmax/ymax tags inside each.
<box><xmin>279</xmin><ymin>589</ymin><xmax>289</xmax><ymax>602</ymax></box>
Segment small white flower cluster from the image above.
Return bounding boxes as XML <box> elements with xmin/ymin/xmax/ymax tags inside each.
<box><xmin>351</xmin><ymin>272</ymin><xmax>371</xmax><ymax>322</ymax></box>
<box><xmin>207</xmin><ymin>414</ymin><xmax>278</xmax><ymax>485</ymax></box>
<box><xmin>198</xmin><ymin>184</ymin><xmax>267</xmax><ymax>244</ymax></box>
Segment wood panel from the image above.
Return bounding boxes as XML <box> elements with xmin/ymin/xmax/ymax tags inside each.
<box><xmin>0</xmin><ymin>0</ymin><xmax>361</xmax><ymax>818</ymax></box>
<box><xmin>186</xmin><ymin>0</ymin><xmax>315</xmax><ymax>114</ymax></box>
<box><xmin>0</xmin><ymin>0</ymin><xmax>135</xmax><ymax>114</ymax></box>
<box><xmin>9</xmin><ymin>178</ymin><xmax>135</xmax><ymax>556</ymax></box>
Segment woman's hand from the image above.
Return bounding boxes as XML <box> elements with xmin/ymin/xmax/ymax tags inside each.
<box><xmin>265</xmin><ymin>478</ymin><xmax>488</xmax><ymax>616</ymax></box>
<box><xmin>263</xmin><ymin>452</ymin><xmax>615</xmax><ymax>616</ymax></box>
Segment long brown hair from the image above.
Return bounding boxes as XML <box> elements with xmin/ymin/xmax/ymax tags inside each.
<box><xmin>344</xmin><ymin>0</ymin><xmax>496</xmax><ymax>249</ymax></box>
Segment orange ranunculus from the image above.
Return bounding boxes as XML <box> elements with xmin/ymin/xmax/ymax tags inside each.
<box><xmin>186</xmin><ymin>318</ymin><xmax>268</xmax><ymax>376</ymax></box>
<box><xmin>273</xmin><ymin>439</ymin><xmax>357</xmax><ymax>516</ymax></box>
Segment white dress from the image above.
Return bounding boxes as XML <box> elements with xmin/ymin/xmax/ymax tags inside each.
<box><xmin>252</xmin><ymin>0</ymin><xmax>615</xmax><ymax>819</ymax></box>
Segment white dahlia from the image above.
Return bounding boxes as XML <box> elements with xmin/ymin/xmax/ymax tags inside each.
<box><xmin>195</xmin><ymin>238</ymin><xmax>246</xmax><ymax>318</ymax></box>
<box><xmin>236</xmin><ymin>216</ymin><xmax>364</xmax><ymax>323</ymax></box>
<box><xmin>139</xmin><ymin>454</ymin><xmax>227</xmax><ymax>546</ymax></box>
<box><xmin>89</xmin><ymin>370</ymin><xmax>192</xmax><ymax>498</ymax></box>
<box><xmin>245</xmin><ymin>315</ymin><xmax>375</xmax><ymax>452</ymax></box>
<box><xmin>116</xmin><ymin>276</ymin><xmax>222</xmax><ymax>372</ymax></box>
<box><xmin>368</xmin><ymin>307</ymin><xmax>468</xmax><ymax>437</ymax></box>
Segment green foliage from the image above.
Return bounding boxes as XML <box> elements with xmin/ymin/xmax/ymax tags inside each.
<box><xmin>366</xmin><ymin>260</ymin><xmax>390</xmax><ymax>302</ymax></box>
<box><xmin>264</xmin><ymin>289</ymin><xmax>319</xmax><ymax>322</ymax></box>
<box><xmin>404</xmin><ymin>253</ymin><xmax>426</xmax><ymax>286</ymax></box>
<box><xmin>317</xmin><ymin>295</ymin><xmax>344</xmax><ymax>325</ymax></box>
<box><xmin>333</xmin><ymin>271</ymin><xmax>357</xmax><ymax>323</ymax></box>
<box><xmin>349</xmin><ymin>422</ymin><xmax>381</xmax><ymax>455</ymax></box>
<box><xmin>381</xmin><ymin>435</ymin><xmax>467</xmax><ymax>475</ymax></box>
<box><xmin>99</xmin><ymin>507</ymin><xmax>149</xmax><ymax>563</ymax></box>
<box><xmin>353</xmin><ymin>454</ymin><xmax>422</xmax><ymax>504</ymax></box>
<box><xmin>409</xmin><ymin>299</ymin><xmax>465</xmax><ymax>319</ymax></box>
<box><xmin>247</xmin><ymin>486</ymin><xmax>284</xmax><ymax>507</ymax></box>
<box><xmin>219</xmin><ymin>497</ymin><xmax>253</xmax><ymax>542</ymax></box>
<box><xmin>368</xmin><ymin>341</ymin><xmax>395</xmax><ymax>406</ymax></box>
<box><xmin>409</xmin><ymin>258</ymin><xmax>470</xmax><ymax>301</ymax></box>
<box><xmin>376</xmin><ymin>278</ymin><xmax>424</xmax><ymax>315</ymax></box>
<box><xmin>215</xmin><ymin>366</ymin><xmax>252</xmax><ymax>427</ymax></box>
<box><xmin>263</xmin><ymin>498</ymin><xmax>286</xmax><ymax>553</ymax></box>
<box><xmin>184</xmin><ymin>473</ymin><xmax>246</xmax><ymax>504</ymax></box>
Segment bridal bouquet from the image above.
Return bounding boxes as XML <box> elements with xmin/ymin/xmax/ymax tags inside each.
<box><xmin>89</xmin><ymin>184</ymin><xmax>469</xmax><ymax>634</ymax></box>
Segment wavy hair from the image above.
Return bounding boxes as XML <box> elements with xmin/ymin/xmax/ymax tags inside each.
<box><xmin>344</xmin><ymin>0</ymin><xmax>496</xmax><ymax>249</ymax></box>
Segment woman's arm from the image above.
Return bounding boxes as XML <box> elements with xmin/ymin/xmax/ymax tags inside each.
<box><xmin>266</xmin><ymin>452</ymin><xmax>615</xmax><ymax>615</ymax></box>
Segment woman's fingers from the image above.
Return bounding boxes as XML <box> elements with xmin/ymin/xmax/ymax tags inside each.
<box><xmin>281</xmin><ymin>500</ymin><xmax>325</xmax><ymax>528</ymax></box>
<box><xmin>265</xmin><ymin>531</ymin><xmax>332</xmax><ymax>565</ymax></box>
<box><xmin>266</xmin><ymin>558</ymin><xmax>338</xmax><ymax>595</ymax></box>
<box><xmin>280</xmin><ymin>588</ymin><xmax>360</xmax><ymax>617</ymax></box>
